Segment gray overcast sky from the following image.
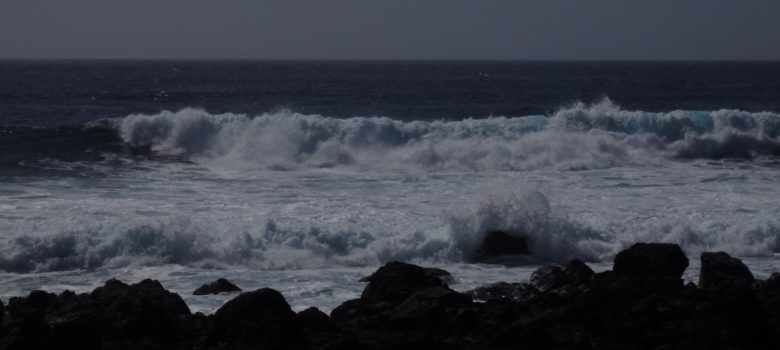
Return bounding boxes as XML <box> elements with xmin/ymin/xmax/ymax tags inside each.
<box><xmin>1</xmin><ymin>0</ymin><xmax>779</xmax><ymax>60</ymax></box>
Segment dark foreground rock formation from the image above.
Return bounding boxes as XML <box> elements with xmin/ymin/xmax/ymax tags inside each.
<box><xmin>2</xmin><ymin>243</ymin><xmax>780</xmax><ymax>349</ymax></box>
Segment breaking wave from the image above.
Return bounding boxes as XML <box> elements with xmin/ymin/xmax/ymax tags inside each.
<box><xmin>111</xmin><ymin>99</ymin><xmax>780</xmax><ymax>171</ymax></box>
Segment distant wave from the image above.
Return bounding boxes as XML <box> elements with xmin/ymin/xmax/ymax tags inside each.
<box><xmin>3</xmin><ymin>99</ymin><xmax>780</xmax><ymax>172</ymax></box>
<box><xmin>113</xmin><ymin>99</ymin><xmax>780</xmax><ymax>171</ymax></box>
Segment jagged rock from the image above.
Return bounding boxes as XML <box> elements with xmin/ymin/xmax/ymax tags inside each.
<box><xmin>466</xmin><ymin>282</ymin><xmax>539</xmax><ymax>303</ymax></box>
<box><xmin>699</xmin><ymin>252</ymin><xmax>754</xmax><ymax>289</ymax></box>
<box><xmin>471</xmin><ymin>230</ymin><xmax>530</xmax><ymax>262</ymax></box>
<box><xmin>211</xmin><ymin>288</ymin><xmax>305</xmax><ymax>350</ymax></box>
<box><xmin>193</xmin><ymin>277</ymin><xmax>242</xmax><ymax>295</ymax></box>
<box><xmin>530</xmin><ymin>259</ymin><xmax>594</xmax><ymax>293</ymax></box>
<box><xmin>360</xmin><ymin>261</ymin><xmax>446</xmax><ymax>304</ymax></box>
<box><xmin>613</xmin><ymin>243</ymin><xmax>689</xmax><ymax>279</ymax></box>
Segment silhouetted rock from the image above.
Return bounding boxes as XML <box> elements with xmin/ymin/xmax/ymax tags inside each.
<box><xmin>699</xmin><ymin>251</ymin><xmax>754</xmax><ymax>289</ymax></box>
<box><xmin>211</xmin><ymin>288</ymin><xmax>305</xmax><ymax>350</ymax></box>
<box><xmin>471</xmin><ymin>230</ymin><xmax>530</xmax><ymax>262</ymax></box>
<box><xmin>359</xmin><ymin>265</ymin><xmax>451</xmax><ymax>283</ymax></box>
<box><xmin>613</xmin><ymin>243</ymin><xmax>689</xmax><ymax>279</ymax></box>
<box><xmin>360</xmin><ymin>261</ymin><xmax>446</xmax><ymax>304</ymax></box>
<box><xmin>298</xmin><ymin>307</ymin><xmax>340</xmax><ymax>333</ymax></box>
<box><xmin>0</xmin><ymin>279</ymin><xmax>200</xmax><ymax>350</ymax></box>
<box><xmin>386</xmin><ymin>286</ymin><xmax>472</xmax><ymax>330</ymax></box>
<box><xmin>4</xmin><ymin>242</ymin><xmax>780</xmax><ymax>350</ymax></box>
<box><xmin>193</xmin><ymin>277</ymin><xmax>242</xmax><ymax>295</ymax></box>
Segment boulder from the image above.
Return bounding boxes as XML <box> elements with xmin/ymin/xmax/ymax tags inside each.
<box><xmin>193</xmin><ymin>278</ymin><xmax>242</xmax><ymax>295</ymax></box>
<box><xmin>613</xmin><ymin>243</ymin><xmax>689</xmax><ymax>279</ymax></box>
<box><xmin>360</xmin><ymin>266</ymin><xmax>451</xmax><ymax>283</ymax></box>
<box><xmin>699</xmin><ymin>252</ymin><xmax>754</xmax><ymax>289</ymax></box>
<box><xmin>471</xmin><ymin>230</ymin><xmax>530</xmax><ymax>262</ymax></box>
<box><xmin>360</xmin><ymin>261</ymin><xmax>446</xmax><ymax>304</ymax></box>
<box><xmin>530</xmin><ymin>259</ymin><xmax>594</xmax><ymax>293</ymax></box>
<box><xmin>297</xmin><ymin>307</ymin><xmax>340</xmax><ymax>333</ymax></box>
<box><xmin>212</xmin><ymin>288</ymin><xmax>305</xmax><ymax>349</ymax></box>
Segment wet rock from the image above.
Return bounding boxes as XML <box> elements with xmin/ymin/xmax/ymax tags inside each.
<box><xmin>530</xmin><ymin>259</ymin><xmax>594</xmax><ymax>293</ymax></box>
<box><xmin>471</xmin><ymin>230</ymin><xmax>530</xmax><ymax>262</ymax></box>
<box><xmin>192</xmin><ymin>277</ymin><xmax>242</xmax><ymax>295</ymax></box>
<box><xmin>699</xmin><ymin>252</ymin><xmax>754</xmax><ymax>289</ymax></box>
<box><xmin>211</xmin><ymin>288</ymin><xmax>305</xmax><ymax>349</ymax></box>
<box><xmin>613</xmin><ymin>243</ymin><xmax>689</xmax><ymax>279</ymax></box>
<box><xmin>466</xmin><ymin>282</ymin><xmax>538</xmax><ymax>303</ymax></box>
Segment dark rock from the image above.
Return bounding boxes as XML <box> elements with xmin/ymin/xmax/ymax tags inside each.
<box><xmin>466</xmin><ymin>282</ymin><xmax>538</xmax><ymax>303</ymax></box>
<box><xmin>422</xmin><ymin>267</ymin><xmax>452</xmax><ymax>281</ymax></box>
<box><xmin>212</xmin><ymin>288</ymin><xmax>305</xmax><ymax>350</ymax></box>
<box><xmin>359</xmin><ymin>266</ymin><xmax>451</xmax><ymax>283</ymax></box>
<box><xmin>530</xmin><ymin>259</ymin><xmax>594</xmax><ymax>293</ymax></box>
<box><xmin>471</xmin><ymin>230</ymin><xmax>530</xmax><ymax>262</ymax></box>
<box><xmin>297</xmin><ymin>307</ymin><xmax>340</xmax><ymax>333</ymax></box>
<box><xmin>0</xmin><ymin>298</ymin><xmax>3</xmax><ymax>324</ymax></box>
<box><xmin>1</xmin><ymin>279</ymin><xmax>199</xmax><ymax>350</ymax></box>
<box><xmin>699</xmin><ymin>251</ymin><xmax>754</xmax><ymax>289</ymax></box>
<box><xmin>360</xmin><ymin>261</ymin><xmax>446</xmax><ymax>304</ymax></box>
<box><xmin>386</xmin><ymin>286</ymin><xmax>472</xmax><ymax>330</ymax></box>
<box><xmin>192</xmin><ymin>277</ymin><xmax>242</xmax><ymax>295</ymax></box>
<box><xmin>613</xmin><ymin>243</ymin><xmax>689</xmax><ymax>279</ymax></box>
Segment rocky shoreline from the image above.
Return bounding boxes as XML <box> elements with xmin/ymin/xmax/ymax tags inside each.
<box><xmin>1</xmin><ymin>243</ymin><xmax>779</xmax><ymax>349</ymax></box>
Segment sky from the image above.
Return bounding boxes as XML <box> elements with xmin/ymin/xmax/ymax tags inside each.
<box><xmin>1</xmin><ymin>0</ymin><xmax>779</xmax><ymax>60</ymax></box>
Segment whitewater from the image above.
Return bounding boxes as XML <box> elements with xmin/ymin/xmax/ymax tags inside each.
<box><xmin>2</xmin><ymin>99</ymin><xmax>780</xmax><ymax>312</ymax></box>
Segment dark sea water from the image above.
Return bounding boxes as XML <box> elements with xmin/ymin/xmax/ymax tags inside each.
<box><xmin>3</xmin><ymin>60</ymin><xmax>780</xmax><ymax>126</ymax></box>
<box><xmin>1</xmin><ymin>60</ymin><xmax>779</xmax><ymax>312</ymax></box>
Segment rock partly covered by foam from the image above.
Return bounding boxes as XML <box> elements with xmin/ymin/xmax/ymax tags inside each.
<box><xmin>613</xmin><ymin>242</ymin><xmax>689</xmax><ymax>278</ymax></box>
<box><xmin>699</xmin><ymin>251</ymin><xmax>755</xmax><ymax>289</ymax></box>
<box><xmin>471</xmin><ymin>230</ymin><xmax>530</xmax><ymax>262</ymax></box>
<box><xmin>193</xmin><ymin>277</ymin><xmax>242</xmax><ymax>295</ymax></box>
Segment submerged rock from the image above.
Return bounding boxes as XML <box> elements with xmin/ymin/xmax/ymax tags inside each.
<box><xmin>613</xmin><ymin>242</ymin><xmax>689</xmax><ymax>279</ymax></box>
<box><xmin>471</xmin><ymin>230</ymin><xmax>530</xmax><ymax>262</ymax></box>
<box><xmin>699</xmin><ymin>251</ymin><xmax>754</xmax><ymax>289</ymax></box>
<box><xmin>193</xmin><ymin>277</ymin><xmax>242</xmax><ymax>295</ymax></box>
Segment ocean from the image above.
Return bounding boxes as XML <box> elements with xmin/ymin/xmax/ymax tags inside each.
<box><xmin>1</xmin><ymin>60</ymin><xmax>779</xmax><ymax>313</ymax></box>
